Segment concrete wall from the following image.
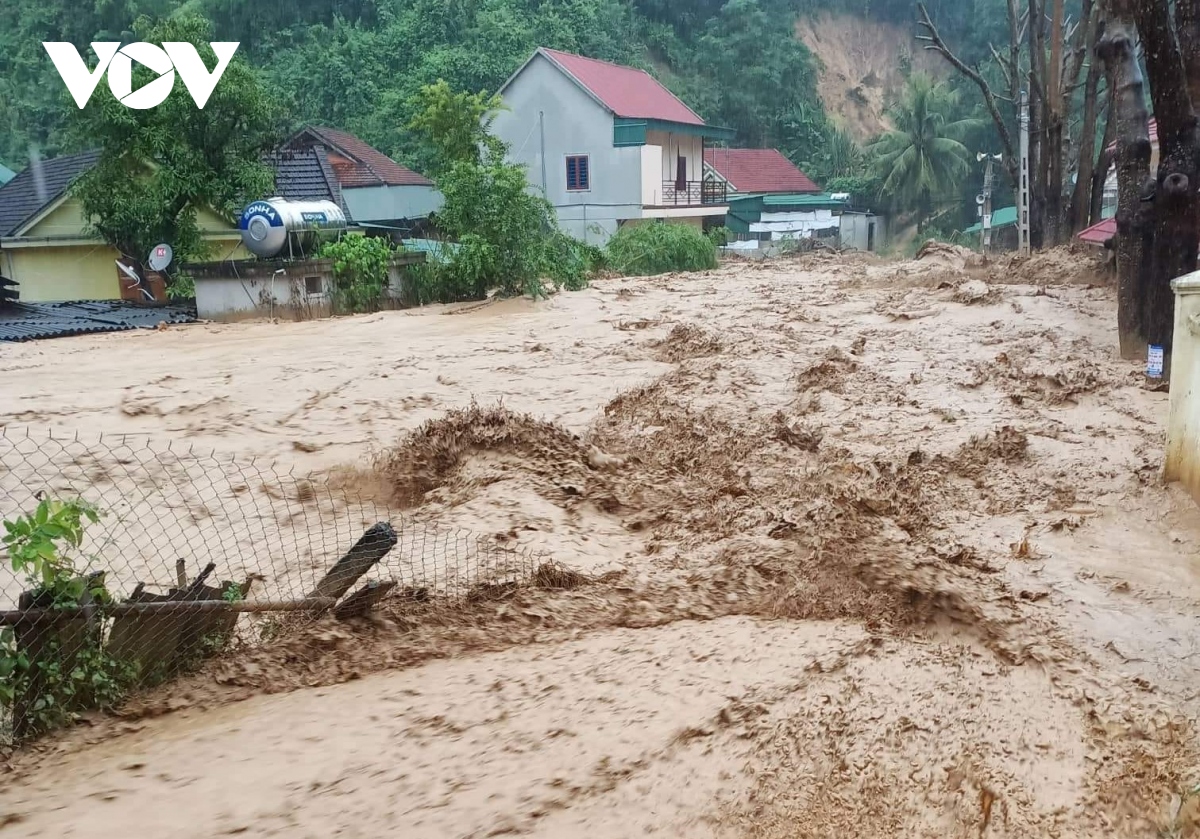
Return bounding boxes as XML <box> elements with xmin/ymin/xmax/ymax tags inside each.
<box><xmin>1167</xmin><ymin>271</ymin><xmax>1200</xmax><ymax>502</ymax></box>
<box><xmin>193</xmin><ymin>265</ymin><xmax>335</xmax><ymax>321</ymax></box>
<box><xmin>343</xmin><ymin>184</ymin><xmax>443</xmax><ymax>223</ymax></box>
<box><xmin>1</xmin><ymin>245</ymin><xmax>122</xmax><ymax>301</ymax></box>
<box><xmin>493</xmin><ymin>52</ymin><xmax>643</xmax><ymax>245</ymax></box>
<box><xmin>839</xmin><ymin>213</ymin><xmax>887</xmax><ymax>252</ymax></box>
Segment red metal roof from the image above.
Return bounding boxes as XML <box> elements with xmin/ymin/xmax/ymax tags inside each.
<box><xmin>1105</xmin><ymin>118</ymin><xmax>1158</xmax><ymax>154</ymax></box>
<box><xmin>540</xmin><ymin>48</ymin><xmax>706</xmax><ymax>126</ymax></box>
<box><xmin>1077</xmin><ymin>217</ymin><xmax>1116</xmax><ymax>245</ymax></box>
<box><xmin>294</xmin><ymin>126</ymin><xmax>433</xmax><ymax>188</ymax></box>
<box><xmin>703</xmin><ymin>148</ymin><xmax>820</xmax><ymax>194</ymax></box>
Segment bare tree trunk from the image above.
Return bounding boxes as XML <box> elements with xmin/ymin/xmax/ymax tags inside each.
<box><xmin>1098</xmin><ymin>12</ymin><xmax>1151</xmax><ymax>357</ymax></box>
<box><xmin>1069</xmin><ymin>1</ymin><xmax>1104</xmax><ymax>233</ymax></box>
<box><xmin>1130</xmin><ymin>0</ymin><xmax>1200</xmax><ymax>364</ymax></box>
<box><xmin>1090</xmin><ymin>88</ymin><xmax>1116</xmax><ymax>226</ymax></box>
<box><xmin>1029</xmin><ymin>0</ymin><xmax>1049</xmax><ymax>249</ymax></box>
<box><xmin>1044</xmin><ymin>0</ymin><xmax>1067</xmax><ymax>245</ymax></box>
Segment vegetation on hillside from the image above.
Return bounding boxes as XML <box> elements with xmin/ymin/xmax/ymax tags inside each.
<box><xmin>0</xmin><ymin>0</ymin><xmax>1094</xmax><ymax>254</ymax></box>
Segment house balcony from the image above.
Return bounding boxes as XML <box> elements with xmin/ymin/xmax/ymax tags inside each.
<box><xmin>651</xmin><ymin>180</ymin><xmax>727</xmax><ymax>207</ymax></box>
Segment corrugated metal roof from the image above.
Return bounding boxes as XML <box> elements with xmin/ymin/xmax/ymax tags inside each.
<box><xmin>963</xmin><ymin>205</ymin><xmax>1018</xmax><ymax>235</ymax></box>
<box><xmin>539</xmin><ymin>48</ymin><xmax>707</xmax><ymax>126</ymax></box>
<box><xmin>0</xmin><ymin>300</ymin><xmax>197</xmax><ymax>343</ymax></box>
<box><xmin>704</xmin><ymin>149</ymin><xmax>820</xmax><ymax>194</ymax></box>
<box><xmin>760</xmin><ymin>193</ymin><xmax>849</xmax><ymax>208</ymax></box>
<box><xmin>1077</xmin><ymin>217</ymin><xmax>1116</xmax><ymax>245</ymax></box>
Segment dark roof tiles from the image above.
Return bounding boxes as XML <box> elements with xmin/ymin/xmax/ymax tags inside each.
<box><xmin>0</xmin><ymin>149</ymin><xmax>101</xmax><ymax>237</ymax></box>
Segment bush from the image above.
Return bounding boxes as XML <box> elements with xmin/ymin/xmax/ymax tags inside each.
<box><xmin>605</xmin><ymin>222</ymin><xmax>719</xmax><ymax>276</ymax></box>
<box><xmin>319</xmin><ymin>234</ymin><xmax>395</xmax><ymax>313</ymax></box>
<box><xmin>1</xmin><ymin>498</ymin><xmax>136</xmax><ymax>739</ymax></box>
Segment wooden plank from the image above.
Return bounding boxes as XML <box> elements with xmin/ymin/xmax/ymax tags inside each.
<box><xmin>333</xmin><ymin>581</ymin><xmax>397</xmax><ymax>620</ymax></box>
<box><xmin>306</xmin><ymin>523</ymin><xmax>398</xmax><ymax>603</ymax></box>
<box><xmin>0</xmin><ymin>597</ymin><xmax>337</xmax><ymax>625</ymax></box>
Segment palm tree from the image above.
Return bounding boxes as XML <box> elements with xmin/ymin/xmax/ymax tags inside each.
<box><xmin>869</xmin><ymin>75</ymin><xmax>981</xmax><ymax>232</ymax></box>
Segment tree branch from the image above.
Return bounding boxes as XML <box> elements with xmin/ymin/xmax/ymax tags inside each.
<box><xmin>917</xmin><ymin>2</ymin><xmax>1017</xmax><ymax>182</ymax></box>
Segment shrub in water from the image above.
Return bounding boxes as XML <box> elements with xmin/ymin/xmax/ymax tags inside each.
<box><xmin>605</xmin><ymin>222</ymin><xmax>718</xmax><ymax>276</ymax></box>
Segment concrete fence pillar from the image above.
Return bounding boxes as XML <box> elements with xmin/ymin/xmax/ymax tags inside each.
<box><xmin>1165</xmin><ymin>271</ymin><xmax>1200</xmax><ymax>499</ymax></box>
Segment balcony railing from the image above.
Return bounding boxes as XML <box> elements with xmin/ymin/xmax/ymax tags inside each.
<box><xmin>653</xmin><ymin>180</ymin><xmax>728</xmax><ymax>207</ymax></box>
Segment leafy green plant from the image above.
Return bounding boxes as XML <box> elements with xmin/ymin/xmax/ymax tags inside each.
<box><xmin>410</xmin><ymin>88</ymin><xmax>596</xmax><ymax>303</ymax></box>
<box><xmin>3</xmin><ymin>497</ymin><xmax>102</xmax><ymax>604</ymax></box>
<box><xmin>166</xmin><ymin>273</ymin><xmax>196</xmax><ymax>301</ymax></box>
<box><xmin>1</xmin><ymin>497</ymin><xmax>137</xmax><ymax>739</ymax></box>
<box><xmin>319</xmin><ymin>234</ymin><xmax>395</xmax><ymax>313</ymax></box>
<box><xmin>605</xmin><ymin>222</ymin><xmax>718</xmax><ymax>276</ymax></box>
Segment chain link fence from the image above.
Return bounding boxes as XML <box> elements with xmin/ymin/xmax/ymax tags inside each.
<box><xmin>0</xmin><ymin>427</ymin><xmax>563</xmax><ymax>743</ymax></box>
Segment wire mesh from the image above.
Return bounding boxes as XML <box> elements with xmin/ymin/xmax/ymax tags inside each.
<box><xmin>0</xmin><ymin>427</ymin><xmax>559</xmax><ymax>744</ymax></box>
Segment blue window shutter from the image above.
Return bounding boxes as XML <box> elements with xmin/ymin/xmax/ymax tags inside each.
<box><xmin>565</xmin><ymin>156</ymin><xmax>589</xmax><ymax>190</ymax></box>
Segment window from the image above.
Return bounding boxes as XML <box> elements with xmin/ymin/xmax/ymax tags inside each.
<box><xmin>304</xmin><ymin>276</ymin><xmax>323</xmax><ymax>297</ymax></box>
<box><xmin>675</xmin><ymin>155</ymin><xmax>687</xmax><ymax>192</ymax></box>
<box><xmin>566</xmin><ymin>155</ymin><xmax>589</xmax><ymax>191</ymax></box>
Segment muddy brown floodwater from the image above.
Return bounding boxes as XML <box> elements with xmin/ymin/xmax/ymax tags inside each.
<box><xmin>2</xmin><ymin>247</ymin><xmax>1200</xmax><ymax>837</ymax></box>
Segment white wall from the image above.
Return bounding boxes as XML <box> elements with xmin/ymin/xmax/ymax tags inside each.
<box><xmin>492</xmin><ymin>52</ymin><xmax>644</xmax><ymax>245</ymax></box>
<box><xmin>343</xmin><ymin>185</ymin><xmax>443</xmax><ymax>222</ymax></box>
<box><xmin>750</xmin><ymin>210</ymin><xmax>839</xmax><ymax>239</ymax></box>
<box><xmin>641</xmin><ymin>145</ymin><xmax>662</xmax><ymax>206</ymax></box>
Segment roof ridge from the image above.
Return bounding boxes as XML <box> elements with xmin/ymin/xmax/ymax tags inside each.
<box><xmin>537</xmin><ymin>47</ymin><xmax>705</xmax><ymax>125</ymax></box>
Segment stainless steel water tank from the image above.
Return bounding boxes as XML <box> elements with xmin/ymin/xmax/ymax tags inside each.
<box><xmin>238</xmin><ymin>198</ymin><xmax>348</xmax><ymax>258</ymax></box>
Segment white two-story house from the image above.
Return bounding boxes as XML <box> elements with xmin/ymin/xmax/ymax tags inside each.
<box><xmin>492</xmin><ymin>47</ymin><xmax>734</xmax><ymax>245</ymax></box>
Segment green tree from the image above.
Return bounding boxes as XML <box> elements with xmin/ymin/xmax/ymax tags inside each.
<box><xmin>868</xmin><ymin>74</ymin><xmax>980</xmax><ymax>232</ymax></box>
<box><xmin>407</xmin><ymin>80</ymin><xmax>505</xmax><ymax>177</ymax></box>
<box><xmin>70</xmin><ymin>14</ymin><xmax>281</xmax><ymax>274</ymax></box>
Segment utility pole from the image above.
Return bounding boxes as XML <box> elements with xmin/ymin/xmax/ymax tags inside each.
<box><xmin>976</xmin><ymin>152</ymin><xmax>1002</xmax><ymax>251</ymax></box>
<box><xmin>1018</xmin><ymin>90</ymin><xmax>1032</xmax><ymax>257</ymax></box>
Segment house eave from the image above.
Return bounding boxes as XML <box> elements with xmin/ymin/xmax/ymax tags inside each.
<box><xmin>614</xmin><ymin>118</ymin><xmax>736</xmax><ymax>147</ymax></box>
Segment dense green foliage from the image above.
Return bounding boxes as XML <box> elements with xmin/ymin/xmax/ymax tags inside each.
<box><xmin>869</xmin><ymin>75</ymin><xmax>982</xmax><ymax>231</ymax></box>
<box><xmin>0</xmin><ymin>0</ymin><xmax>1019</xmax><ymax>178</ymax></box>
<box><xmin>1</xmin><ymin>497</ymin><xmax>136</xmax><ymax>739</ymax></box>
<box><xmin>69</xmin><ymin>15</ymin><xmax>279</xmax><ymax>266</ymax></box>
<box><xmin>405</xmin><ymin>82</ymin><xmax>595</xmax><ymax>303</ymax></box>
<box><xmin>605</xmin><ymin>222</ymin><xmax>719</xmax><ymax>276</ymax></box>
<box><xmin>0</xmin><ymin>0</ymin><xmax>1039</xmax><ymax>242</ymax></box>
<box><xmin>318</xmin><ymin>234</ymin><xmax>396</xmax><ymax>312</ymax></box>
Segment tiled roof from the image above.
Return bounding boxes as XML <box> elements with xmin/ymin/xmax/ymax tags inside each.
<box><xmin>704</xmin><ymin>148</ymin><xmax>820</xmax><ymax>194</ymax></box>
<box><xmin>290</xmin><ymin>126</ymin><xmax>433</xmax><ymax>188</ymax></box>
<box><xmin>539</xmin><ymin>48</ymin><xmax>706</xmax><ymax>126</ymax></box>
<box><xmin>0</xmin><ymin>149</ymin><xmax>101</xmax><ymax>237</ymax></box>
<box><xmin>263</xmin><ymin>145</ymin><xmax>348</xmax><ymax>215</ymax></box>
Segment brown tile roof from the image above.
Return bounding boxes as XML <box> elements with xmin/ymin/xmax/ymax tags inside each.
<box><xmin>703</xmin><ymin>148</ymin><xmax>820</xmax><ymax>195</ymax></box>
<box><xmin>539</xmin><ymin>48</ymin><xmax>706</xmax><ymax>126</ymax></box>
<box><xmin>290</xmin><ymin>126</ymin><xmax>433</xmax><ymax>188</ymax></box>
